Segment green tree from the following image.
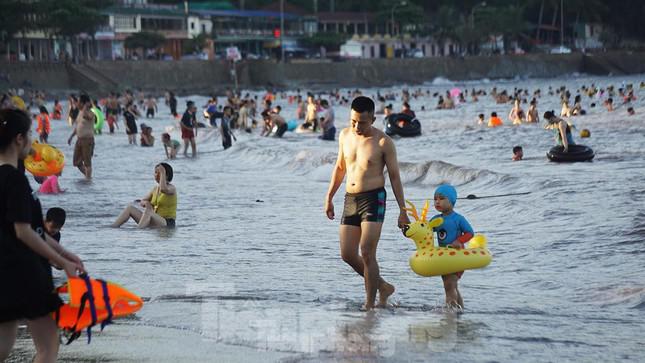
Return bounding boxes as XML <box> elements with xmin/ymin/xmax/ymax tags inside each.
<box><xmin>301</xmin><ymin>32</ymin><xmax>349</xmax><ymax>50</ymax></box>
<box><xmin>431</xmin><ymin>5</ymin><xmax>460</xmax><ymax>55</ymax></box>
<box><xmin>182</xmin><ymin>33</ymin><xmax>210</xmax><ymax>54</ymax></box>
<box><xmin>478</xmin><ymin>5</ymin><xmax>530</xmax><ymax>52</ymax></box>
<box><xmin>38</xmin><ymin>0</ymin><xmax>111</xmax><ymax>62</ymax></box>
<box><xmin>375</xmin><ymin>0</ymin><xmax>427</xmax><ymax>36</ymax></box>
<box><xmin>124</xmin><ymin>32</ymin><xmax>166</xmax><ymax>53</ymax></box>
<box><xmin>454</xmin><ymin>23</ymin><xmax>486</xmax><ymax>55</ymax></box>
<box><xmin>0</xmin><ymin>1</ymin><xmax>36</xmax><ymax>59</ymax></box>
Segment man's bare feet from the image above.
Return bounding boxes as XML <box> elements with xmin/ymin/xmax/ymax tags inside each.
<box><xmin>377</xmin><ymin>282</ymin><xmax>395</xmax><ymax>307</ymax></box>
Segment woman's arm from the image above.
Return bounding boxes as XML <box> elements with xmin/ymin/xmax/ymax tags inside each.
<box><xmin>157</xmin><ymin>167</ymin><xmax>175</xmax><ymax>195</ymax></box>
<box><xmin>15</xmin><ymin>223</ymin><xmax>84</xmax><ymax>276</ymax></box>
<box><xmin>43</xmin><ymin>233</ymin><xmax>84</xmax><ymax>269</ymax></box>
<box><xmin>141</xmin><ymin>187</ymin><xmax>154</xmax><ymax>203</ymax></box>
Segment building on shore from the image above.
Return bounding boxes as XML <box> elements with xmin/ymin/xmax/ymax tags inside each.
<box><xmin>340</xmin><ymin>34</ymin><xmax>459</xmax><ymax>59</ymax></box>
<box><xmin>5</xmin><ymin>0</ymin><xmax>614</xmax><ymax>63</ymax></box>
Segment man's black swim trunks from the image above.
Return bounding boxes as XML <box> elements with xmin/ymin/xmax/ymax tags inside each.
<box><xmin>341</xmin><ymin>187</ymin><xmax>386</xmax><ymax>226</ymax></box>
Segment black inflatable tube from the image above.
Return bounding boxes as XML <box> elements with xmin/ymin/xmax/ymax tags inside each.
<box><xmin>385</xmin><ymin>113</ymin><xmax>422</xmax><ymax>137</ymax></box>
<box><xmin>547</xmin><ymin>144</ymin><xmax>595</xmax><ymax>162</ymax></box>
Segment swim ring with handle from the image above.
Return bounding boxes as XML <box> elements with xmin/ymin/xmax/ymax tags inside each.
<box><xmin>403</xmin><ymin>200</ymin><xmax>492</xmax><ymax>277</ymax></box>
<box><xmin>24</xmin><ymin>141</ymin><xmax>65</xmax><ymax>177</ymax></box>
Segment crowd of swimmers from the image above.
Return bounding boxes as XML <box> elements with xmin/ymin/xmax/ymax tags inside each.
<box><xmin>2</xmin><ymin>79</ymin><xmax>641</xmax><ymax>168</ymax></box>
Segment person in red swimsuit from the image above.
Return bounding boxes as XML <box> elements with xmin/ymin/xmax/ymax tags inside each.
<box><xmin>180</xmin><ymin>101</ymin><xmax>197</xmax><ymax>158</ymax></box>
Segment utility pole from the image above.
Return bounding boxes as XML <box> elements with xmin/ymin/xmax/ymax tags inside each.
<box><xmin>280</xmin><ymin>0</ymin><xmax>285</xmax><ymax>63</ymax></box>
<box><xmin>560</xmin><ymin>0</ymin><xmax>564</xmax><ymax>48</ymax></box>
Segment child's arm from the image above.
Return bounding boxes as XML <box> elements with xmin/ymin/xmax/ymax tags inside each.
<box><xmin>449</xmin><ymin>216</ymin><xmax>474</xmax><ymax>249</ymax></box>
<box><xmin>164</xmin><ymin>144</ymin><xmax>170</xmax><ymax>159</ymax></box>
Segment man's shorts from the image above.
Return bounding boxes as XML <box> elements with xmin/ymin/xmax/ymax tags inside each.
<box><xmin>341</xmin><ymin>187</ymin><xmax>386</xmax><ymax>226</ymax></box>
<box><xmin>181</xmin><ymin>127</ymin><xmax>194</xmax><ymax>140</ymax></box>
<box><xmin>73</xmin><ymin>137</ymin><xmax>94</xmax><ymax>168</ymax></box>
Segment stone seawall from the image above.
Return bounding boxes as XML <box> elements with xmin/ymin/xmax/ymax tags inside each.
<box><xmin>1</xmin><ymin>52</ymin><xmax>644</xmax><ymax>95</ymax></box>
<box><xmin>241</xmin><ymin>53</ymin><xmax>585</xmax><ymax>88</ymax></box>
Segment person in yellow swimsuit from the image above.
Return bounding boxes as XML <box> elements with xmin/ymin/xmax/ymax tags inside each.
<box><xmin>111</xmin><ymin>163</ymin><xmax>177</xmax><ymax>228</ymax></box>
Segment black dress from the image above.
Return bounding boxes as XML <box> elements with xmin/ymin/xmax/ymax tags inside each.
<box><xmin>0</xmin><ymin>164</ymin><xmax>62</xmax><ymax>322</ymax></box>
<box><xmin>124</xmin><ymin>110</ymin><xmax>138</xmax><ymax>135</ymax></box>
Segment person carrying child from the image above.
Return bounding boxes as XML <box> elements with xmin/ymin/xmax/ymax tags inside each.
<box><xmin>429</xmin><ymin>184</ymin><xmax>474</xmax><ymax>309</ymax></box>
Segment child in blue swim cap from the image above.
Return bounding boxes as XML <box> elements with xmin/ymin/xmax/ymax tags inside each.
<box><xmin>430</xmin><ymin>184</ymin><xmax>474</xmax><ymax>309</ymax></box>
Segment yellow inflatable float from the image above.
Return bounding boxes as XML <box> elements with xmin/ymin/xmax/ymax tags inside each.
<box><xmin>24</xmin><ymin>141</ymin><xmax>65</xmax><ymax>177</ymax></box>
<box><xmin>403</xmin><ymin>200</ymin><xmax>492</xmax><ymax>277</ymax></box>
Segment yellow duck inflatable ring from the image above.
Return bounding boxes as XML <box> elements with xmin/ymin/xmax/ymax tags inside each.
<box><xmin>24</xmin><ymin>141</ymin><xmax>65</xmax><ymax>177</ymax></box>
<box><xmin>403</xmin><ymin>200</ymin><xmax>492</xmax><ymax>277</ymax></box>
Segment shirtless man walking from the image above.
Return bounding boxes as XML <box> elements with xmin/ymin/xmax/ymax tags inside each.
<box><xmin>67</xmin><ymin>94</ymin><xmax>95</xmax><ymax>179</ymax></box>
<box><xmin>325</xmin><ymin>96</ymin><xmax>410</xmax><ymax>310</ymax></box>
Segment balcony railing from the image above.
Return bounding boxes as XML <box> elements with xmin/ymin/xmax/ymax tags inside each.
<box><xmin>213</xmin><ymin>29</ymin><xmax>305</xmax><ymax>37</ymax></box>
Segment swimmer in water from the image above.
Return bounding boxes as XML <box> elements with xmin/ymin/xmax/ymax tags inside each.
<box><xmin>512</xmin><ymin>145</ymin><xmax>523</xmax><ymax>161</ymax></box>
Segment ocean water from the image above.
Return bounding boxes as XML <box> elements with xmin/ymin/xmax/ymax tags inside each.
<box><xmin>12</xmin><ymin>74</ymin><xmax>645</xmax><ymax>362</ymax></box>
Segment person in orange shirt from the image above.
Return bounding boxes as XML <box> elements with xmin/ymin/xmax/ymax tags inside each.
<box><xmin>36</xmin><ymin>106</ymin><xmax>51</xmax><ymax>143</ymax></box>
<box><xmin>487</xmin><ymin>112</ymin><xmax>503</xmax><ymax>127</ymax></box>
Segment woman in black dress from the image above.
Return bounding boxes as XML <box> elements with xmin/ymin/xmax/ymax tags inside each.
<box><xmin>0</xmin><ymin>109</ymin><xmax>85</xmax><ymax>362</ymax></box>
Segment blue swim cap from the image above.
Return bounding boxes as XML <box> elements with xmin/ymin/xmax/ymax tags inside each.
<box><xmin>435</xmin><ymin>184</ymin><xmax>457</xmax><ymax>206</ymax></box>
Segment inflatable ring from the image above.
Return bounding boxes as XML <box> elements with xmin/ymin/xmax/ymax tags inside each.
<box><xmin>92</xmin><ymin>107</ymin><xmax>105</xmax><ymax>134</ymax></box>
<box><xmin>547</xmin><ymin>144</ymin><xmax>594</xmax><ymax>162</ymax></box>
<box><xmin>403</xmin><ymin>200</ymin><xmax>492</xmax><ymax>277</ymax></box>
<box><xmin>385</xmin><ymin>113</ymin><xmax>421</xmax><ymax>137</ymax></box>
<box><xmin>24</xmin><ymin>142</ymin><xmax>65</xmax><ymax>177</ymax></box>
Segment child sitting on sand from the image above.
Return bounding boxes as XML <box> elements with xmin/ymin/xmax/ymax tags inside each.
<box><xmin>161</xmin><ymin>132</ymin><xmax>180</xmax><ymax>159</ymax></box>
<box><xmin>429</xmin><ymin>184</ymin><xmax>474</xmax><ymax>309</ymax></box>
